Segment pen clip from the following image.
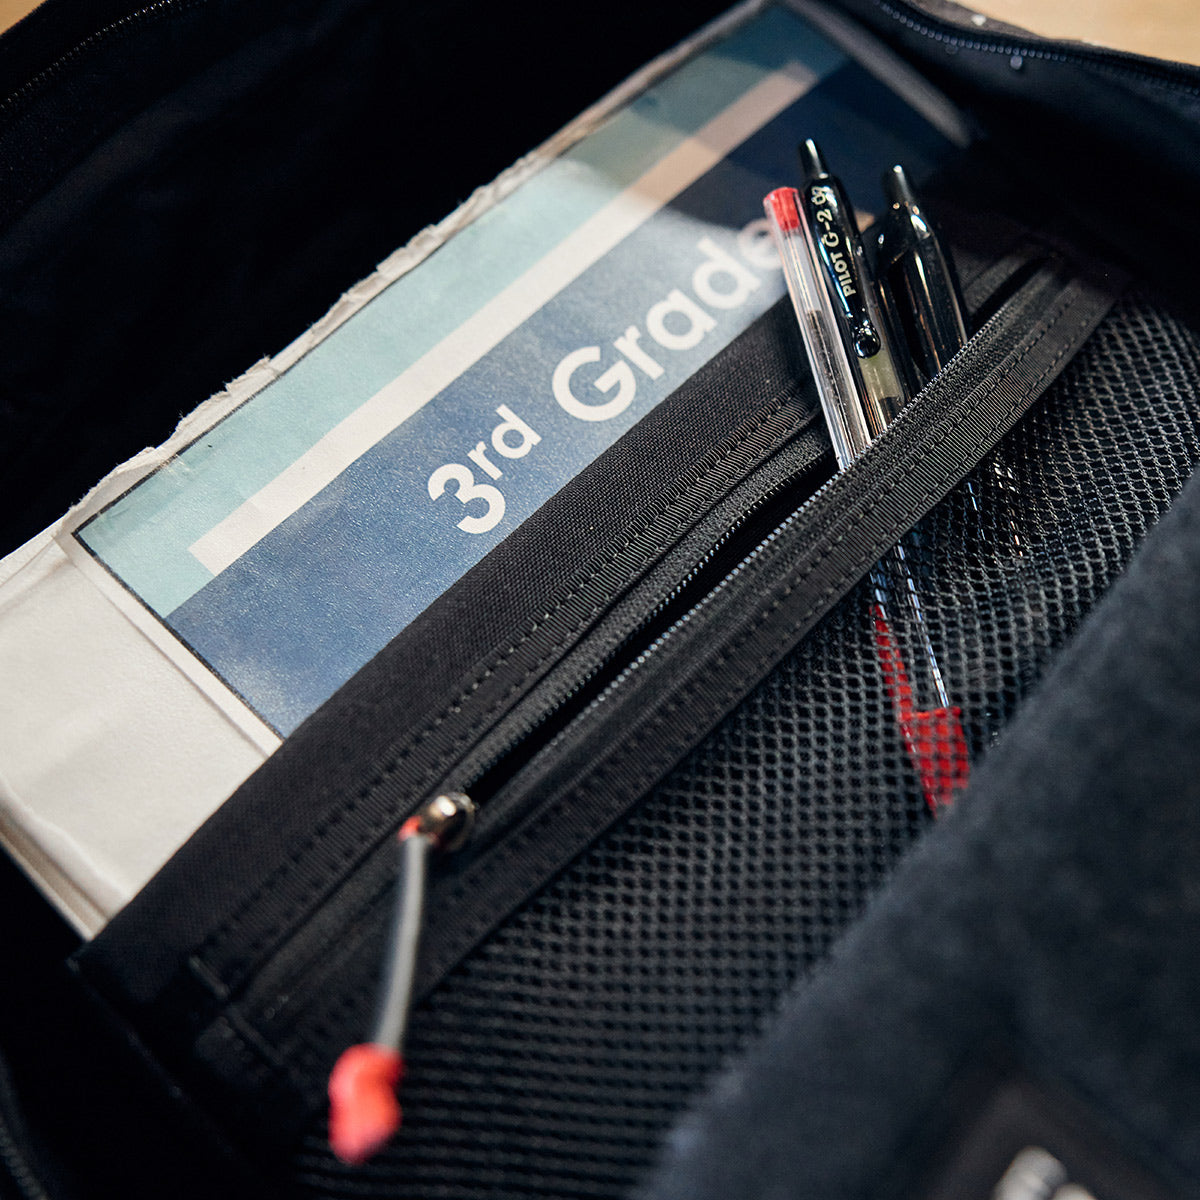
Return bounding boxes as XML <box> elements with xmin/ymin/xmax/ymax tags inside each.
<box><xmin>805</xmin><ymin>181</ymin><xmax>881</xmax><ymax>359</ymax></box>
<box><xmin>798</xmin><ymin>140</ymin><xmax>880</xmax><ymax>360</ymax></box>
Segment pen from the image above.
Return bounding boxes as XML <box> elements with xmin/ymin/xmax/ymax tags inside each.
<box><xmin>765</xmin><ymin>180</ymin><xmax>968</xmax><ymax>814</ymax></box>
<box><xmin>878</xmin><ymin>164</ymin><xmax>1026</xmax><ymax>554</ymax></box>
<box><xmin>763</xmin><ymin>186</ymin><xmax>870</xmax><ymax>468</ymax></box>
<box><xmin>797</xmin><ymin>139</ymin><xmax>909</xmax><ymax>436</ymax></box>
<box><xmin>874</xmin><ymin>163</ymin><xmax>969</xmax><ymax>386</ymax></box>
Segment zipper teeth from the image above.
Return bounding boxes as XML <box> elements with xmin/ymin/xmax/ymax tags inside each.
<box><xmin>548</xmin><ymin>272</ymin><xmax>1037</xmax><ymax>740</ymax></box>
<box><xmin>0</xmin><ymin>0</ymin><xmax>204</xmax><ymax>123</ymax></box>
<box><xmin>574</xmin><ymin>485</ymin><xmax>818</xmax><ymax>725</ymax></box>
<box><xmin>464</xmin><ymin>467</ymin><xmax>820</xmax><ymax>797</ymax></box>
<box><xmin>637</xmin><ymin>472</ymin><xmax>801</xmax><ymax>620</ymax></box>
<box><xmin>469</xmin><ymin>272</ymin><xmax>1027</xmax><ymax>793</ymax></box>
<box><xmin>518</xmin><ymin>472</ymin><xmax>839</xmax><ymax>776</ymax></box>
<box><xmin>875</xmin><ymin>0</ymin><xmax>1200</xmax><ymax>95</ymax></box>
<box><xmin>243</xmin><ymin>459</ymin><xmax>829</xmax><ymax>1032</ymax></box>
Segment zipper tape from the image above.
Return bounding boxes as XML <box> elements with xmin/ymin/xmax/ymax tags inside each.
<box><xmin>866</xmin><ymin>0</ymin><xmax>1200</xmax><ymax>94</ymax></box>
<box><xmin>214</xmin><ymin>255</ymin><xmax>1123</xmax><ymax>1127</ymax></box>
<box><xmin>444</xmin><ymin>229</ymin><xmax>1049</xmax><ymax>814</ymax></box>
<box><xmin>190</xmin><ymin>328</ymin><xmax>822</xmax><ymax>996</ymax></box>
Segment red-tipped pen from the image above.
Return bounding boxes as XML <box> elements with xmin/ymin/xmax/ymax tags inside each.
<box><xmin>871</xmin><ymin>602</ymin><xmax>969</xmax><ymax>813</ymax></box>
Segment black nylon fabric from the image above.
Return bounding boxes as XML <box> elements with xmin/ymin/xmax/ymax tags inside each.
<box><xmin>285</xmin><ymin>292</ymin><xmax>1200</xmax><ymax>1199</ymax></box>
<box><xmin>76</xmin><ymin>298</ymin><xmax>821</xmax><ymax>1020</ymax></box>
<box><xmin>835</xmin><ymin>0</ymin><xmax>1200</xmax><ymax>330</ymax></box>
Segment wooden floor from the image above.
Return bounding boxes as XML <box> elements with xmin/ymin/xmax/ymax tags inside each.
<box><xmin>0</xmin><ymin>0</ymin><xmax>1196</xmax><ymax>62</ymax></box>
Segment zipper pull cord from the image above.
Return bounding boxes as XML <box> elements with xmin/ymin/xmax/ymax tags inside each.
<box><xmin>327</xmin><ymin>791</ymin><xmax>475</xmax><ymax>1165</ymax></box>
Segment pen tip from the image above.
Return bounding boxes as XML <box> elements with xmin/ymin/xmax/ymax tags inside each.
<box><xmin>797</xmin><ymin>138</ymin><xmax>828</xmax><ymax>182</ymax></box>
<box><xmin>883</xmin><ymin>163</ymin><xmax>917</xmax><ymax>208</ymax></box>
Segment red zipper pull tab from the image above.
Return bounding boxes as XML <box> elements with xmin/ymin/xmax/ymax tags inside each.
<box><xmin>328</xmin><ymin>791</ymin><xmax>475</xmax><ymax>1164</ymax></box>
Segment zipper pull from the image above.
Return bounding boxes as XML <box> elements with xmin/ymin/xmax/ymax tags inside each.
<box><xmin>327</xmin><ymin>791</ymin><xmax>475</xmax><ymax>1165</ymax></box>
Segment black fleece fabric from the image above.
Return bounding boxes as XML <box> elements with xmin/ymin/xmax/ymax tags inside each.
<box><xmin>638</xmin><ymin>458</ymin><xmax>1200</xmax><ymax>1199</ymax></box>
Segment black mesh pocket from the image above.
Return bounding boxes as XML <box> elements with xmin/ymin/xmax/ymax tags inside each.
<box><xmin>292</xmin><ymin>292</ymin><xmax>1200</xmax><ymax>1199</ymax></box>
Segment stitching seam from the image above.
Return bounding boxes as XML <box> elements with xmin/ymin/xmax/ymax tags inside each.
<box><xmin>278</xmin><ymin>278</ymin><xmax>1105</xmax><ymax>1080</ymax></box>
<box><xmin>197</xmin><ymin>397</ymin><xmax>802</xmax><ymax>971</ymax></box>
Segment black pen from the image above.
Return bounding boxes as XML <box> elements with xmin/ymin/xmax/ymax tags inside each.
<box><xmin>874</xmin><ymin>163</ymin><xmax>969</xmax><ymax>385</ymax></box>
<box><xmin>878</xmin><ymin>164</ymin><xmax>1028</xmax><ymax>554</ymax></box>
<box><xmin>797</xmin><ymin>139</ymin><xmax>908</xmax><ymax>437</ymax></box>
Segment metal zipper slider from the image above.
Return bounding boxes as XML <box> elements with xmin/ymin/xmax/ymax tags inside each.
<box><xmin>327</xmin><ymin>791</ymin><xmax>475</xmax><ymax>1165</ymax></box>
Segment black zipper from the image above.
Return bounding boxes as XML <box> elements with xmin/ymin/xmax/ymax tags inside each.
<box><xmin>216</xmin><ymin>431</ymin><xmax>834</xmax><ymax>1039</ymax></box>
<box><xmin>465</xmin><ymin>454</ymin><xmax>831</xmax><ymax>814</ymax></box>
<box><xmin>468</xmin><ymin>397</ymin><xmax>924</xmax><ymax>851</ymax></box>
<box><xmin>323</xmin><ymin>450</ymin><xmax>835</xmax><ymax>1164</ymax></box>
<box><xmin>457</xmin><ymin>254</ymin><xmax>1057</xmax><ymax>845</ymax></box>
